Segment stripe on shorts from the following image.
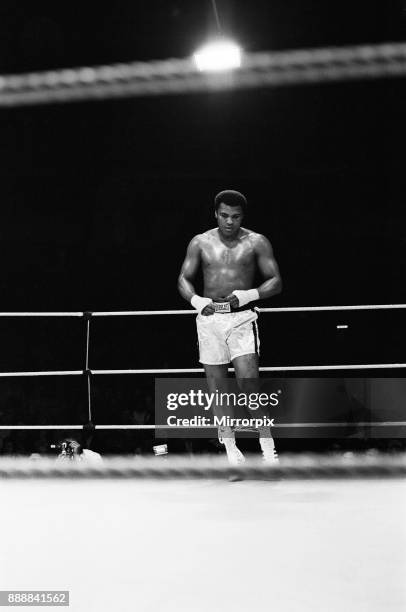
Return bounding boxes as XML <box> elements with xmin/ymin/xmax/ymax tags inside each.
<box><xmin>252</xmin><ymin>321</ymin><xmax>259</xmax><ymax>354</ymax></box>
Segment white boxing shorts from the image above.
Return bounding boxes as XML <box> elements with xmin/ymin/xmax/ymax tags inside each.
<box><xmin>196</xmin><ymin>308</ymin><xmax>260</xmax><ymax>365</ymax></box>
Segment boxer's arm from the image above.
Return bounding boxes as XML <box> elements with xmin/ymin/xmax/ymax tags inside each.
<box><xmin>178</xmin><ymin>236</ymin><xmax>201</xmax><ymax>302</ymax></box>
<box><xmin>178</xmin><ymin>236</ymin><xmax>214</xmax><ymax>314</ymax></box>
<box><xmin>254</xmin><ymin>235</ymin><xmax>282</xmax><ymax>299</ymax></box>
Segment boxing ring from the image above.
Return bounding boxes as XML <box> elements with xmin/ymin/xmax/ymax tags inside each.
<box><xmin>0</xmin><ymin>454</ymin><xmax>405</xmax><ymax>612</ymax></box>
<box><xmin>0</xmin><ymin>306</ymin><xmax>405</xmax><ymax>612</ymax></box>
<box><xmin>1</xmin><ymin>41</ymin><xmax>406</xmax><ymax>612</ymax></box>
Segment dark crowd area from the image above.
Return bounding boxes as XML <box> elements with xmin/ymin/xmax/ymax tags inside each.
<box><xmin>1</xmin><ymin>428</ymin><xmax>405</xmax><ymax>459</ymax></box>
<box><xmin>1</xmin><ymin>1</ymin><xmax>406</xmax><ymax>313</ymax></box>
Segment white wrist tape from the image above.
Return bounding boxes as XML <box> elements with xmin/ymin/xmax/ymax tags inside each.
<box><xmin>191</xmin><ymin>294</ymin><xmax>212</xmax><ymax>314</ymax></box>
<box><xmin>232</xmin><ymin>289</ymin><xmax>260</xmax><ymax>307</ymax></box>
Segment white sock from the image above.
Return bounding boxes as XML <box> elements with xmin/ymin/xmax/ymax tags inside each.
<box><xmin>218</xmin><ymin>426</ymin><xmax>235</xmax><ymax>444</ymax></box>
<box><xmin>259</xmin><ymin>437</ymin><xmax>275</xmax><ymax>451</ymax></box>
<box><xmin>258</xmin><ymin>426</ymin><xmax>272</xmax><ymax>439</ymax></box>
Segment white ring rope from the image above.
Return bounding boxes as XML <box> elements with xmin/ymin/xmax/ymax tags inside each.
<box><xmin>91</xmin><ymin>363</ymin><xmax>406</xmax><ymax>374</ymax></box>
<box><xmin>0</xmin><ymin>304</ymin><xmax>404</xmax><ymax>317</ymax></box>
<box><xmin>259</xmin><ymin>364</ymin><xmax>406</xmax><ymax>371</ymax></box>
<box><xmin>0</xmin><ymin>312</ymin><xmax>83</xmax><ymax>317</ymax></box>
<box><xmin>0</xmin><ymin>370</ymin><xmax>83</xmax><ymax>377</ymax></box>
<box><xmin>92</xmin><ymin>304</ymin><xmax>406</xmax><ymax>315</ymax></box>
<box><xmin>0</xmin><ymin>363</ymin><xmax>397</xmax><ymax>377</ymax></box>
<box><xmin>1</xmin><ymin>42</ymin><xmax>406</xmax><ymax>107</ymax></box>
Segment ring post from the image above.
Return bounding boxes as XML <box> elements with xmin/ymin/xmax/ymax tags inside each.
<box><xmin>83</xmin><ymin>312</ymin><xmax>93</xmax><ymax>422</ymax></box>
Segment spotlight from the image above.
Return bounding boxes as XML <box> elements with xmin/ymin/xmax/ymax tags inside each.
<box><xmin>193</xmin><ymin>39</ymin><xmax>242</xmax><ymax>72</ymax></box>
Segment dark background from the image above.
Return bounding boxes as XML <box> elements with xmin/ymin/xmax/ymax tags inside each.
<box><xmin>0</xmin><ymin>0</ymin><xmax>406</xmax><ymax>310</ymax></box>
<box><xmin>0</xmin><ymin>0</ymin><xmax>406</xmax><ymax>444</ymax></box>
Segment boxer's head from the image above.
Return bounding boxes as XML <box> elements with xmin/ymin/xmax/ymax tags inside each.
<box><xmin>214</xmin><ymin>190</ymin><xmax>246</xmax><ymax>238</ymax></box>
<box><xmin>214</xmin><ymin>190</ymin><xmax>247</xmax><ymax>214</ymax></box>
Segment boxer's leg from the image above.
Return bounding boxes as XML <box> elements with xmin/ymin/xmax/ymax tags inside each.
<box><xmin>232</xmin><ymin>354</ymin><xmax>278</xmax><ymax>462</ymax></box>
<box><xmin>203</xmin><ymin>363</ymin><xmax>245</xmax><ymax>465</ymax></box>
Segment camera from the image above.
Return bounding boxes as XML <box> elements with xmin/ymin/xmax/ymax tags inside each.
<box><xmin>50</xmin><ymin>440</ymin><xmax>81</xmax><ymax>459</ymax></box>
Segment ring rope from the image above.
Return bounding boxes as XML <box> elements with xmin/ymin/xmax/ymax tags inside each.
<box><xmin>0</xmin><ymin>454</ymin><xmax>405</xmax><ymax>479</ymax></box>
<box><xmin>1</xmin><ymin>42</ymin><xmax>406</xmax><ymax>107</ymax></box>
<box><xmin>0</xmin><ymin>312</ymin><xmax>83</xmax><ymax>317</ymax></box>
<box><xmin>92</xmin><ymin>304</ymin><xmax>406</xmax><ymax>315</ymax></box>
<box><xmin>90</xmin><ymin>363</ymin><xmax>406</xmax><ymax>374</ymax></box>
<box><xmin>0</xmin><ymin>362</ymin><xmax>404</xmax><ymax>377</ymax></box>
<box><xmin>0</xmin><ymin>371</ymin><xmax>83</xmax><ymax>377</ymax></box>
<box><xmin>0</xmin><ymin>304</ymin><xmax>404</xmax><ymax>317</ymax></box>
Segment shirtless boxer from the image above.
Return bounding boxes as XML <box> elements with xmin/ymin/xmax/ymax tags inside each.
<box><xmin>178</xmin><ymin>190</ymin><xmax>282</xmax><ymax>464</ymax></box>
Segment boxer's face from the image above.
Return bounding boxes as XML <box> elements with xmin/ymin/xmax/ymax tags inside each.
<box><xmin>215</xmin><ymin>203</ymin><xmax>243</xmax><ymax>238</ymax></box>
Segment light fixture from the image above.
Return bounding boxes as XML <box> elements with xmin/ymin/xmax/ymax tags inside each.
<box><xmin>193</xmin><ymin>1</ymin><xmax>242</xmax><ymax>72</ymax></box>
<box><xmin>194</xmin><ymin>39</ymin><xmax>242</xmax><ymax>71</ymax></box>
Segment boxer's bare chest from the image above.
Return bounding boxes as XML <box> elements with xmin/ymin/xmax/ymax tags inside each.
<box><xmin>200</xmin><ymin>230</ymin><xmax>256</xmax><ymax>271</ymax></box>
